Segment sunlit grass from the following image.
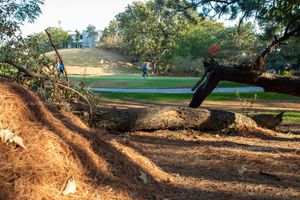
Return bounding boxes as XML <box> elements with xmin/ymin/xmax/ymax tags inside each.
<box><xmin>98</xmin><ymin>92</ymin><xmax>300</xmax><ymax>122</ymax></box>
<box><xmin>98</xmin><ymin>92</ymin><xmax>300</xmax><ymax>102</ymax></box>
<box><xmin>70</xmin><ymin>75</ymin><xmax>251</xmax><ymax>88</ymax></box>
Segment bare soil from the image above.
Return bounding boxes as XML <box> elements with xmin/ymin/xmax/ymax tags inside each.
<box><xmin>1</xmin><ymin>79</ymin><xmax>299</xmax><ymax>199</ymax></box>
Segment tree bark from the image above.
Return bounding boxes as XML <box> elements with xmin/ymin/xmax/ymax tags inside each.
<box><xmin>189</xmin><ymin>62</ymin><xmax>300</xmax><ymax>108</ymax></box>
<box><xmin>45</xmin><ymin>29</ymin><xmax>69</xmax><ymax>81</ymax></box>
<box><xmin>90</xmin><ymin>106</ymin><xmax>258</xmax><ymax>132</ymax></box>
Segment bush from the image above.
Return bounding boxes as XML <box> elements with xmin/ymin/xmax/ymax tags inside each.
<box><xmin>169</xmin><ymin>55</ymin><xmax>204</xmax><ymax>76</ymax></box>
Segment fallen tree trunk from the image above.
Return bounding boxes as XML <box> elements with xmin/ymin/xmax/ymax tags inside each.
<box><xmin>190</xmin><ymin>23</ymin><xmax>300</xmax><ymax>108</ymax></box>
<box><xmin>189</xmin><ymin>61</ymin><xmax>300</xmax><ymax>108</ymax></box>
<box><xmin>90</xmin><ymin>106</ymin><xmax>258</xmax><ymax>132</ymax></box>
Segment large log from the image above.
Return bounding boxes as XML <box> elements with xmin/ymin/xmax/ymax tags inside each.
<box><xmin>189</xmin><ymin>62</ymin><xmax>300</xmax><ymax>108</ymax></box>
<box><xmin>91</xmin><ymin>106</ymin><xmax>258</xmax><ymax>132</ymax></box>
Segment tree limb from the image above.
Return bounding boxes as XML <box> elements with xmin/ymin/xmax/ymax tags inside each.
<box><xmin>189</xmin><ymin>62</ymin><xmax>300</xmax><ymax>108</ymax></box>
<box><xmin>1</xmin><ymin>58</ymin><xmax>92</xmax><ymax>118</ymax></box>
<box><xmin>2</xmin><ymin>59</ymin><xmax>50</xmax><ymax>80</ymax></box>
<box><xmin>45</xmin><ymin>29</ymin><xmax>69</xmax><ymax>81</ymax></box>
<box><xmin>255</xmin><ymin>24</ymin><xmax>300</xmax><ymax>69</ymax></box>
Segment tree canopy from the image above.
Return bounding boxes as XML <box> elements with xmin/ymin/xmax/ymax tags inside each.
<box><xmin>0</xmin><ymin>0</ymin><xmax>44</xmax><ymax>39</ymax></box>
<box><xmin>100</xmin><ymin>0</ymin><xmax>198</xmax><ymax>65</ymax></box>
<box><xmin>0</xmin><ymin>0</ymin><xmax>92</xmax><ymax>107</ymax></box>
<box><xmin>180</xmin><ymin>0</ymin><xmax>300</xmax><ymax>107</ymax></box>
<box><xmin>169</xmin><ymin>0</ymin><xmax>300</xmax><ymax>58</ymax></box>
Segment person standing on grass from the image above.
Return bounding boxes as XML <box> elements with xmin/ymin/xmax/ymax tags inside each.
<box><xmin>141</xmin><ymin>62</ymin><xmax>149</xmax><ymax>79</ymax></box>
<box><xmin>56</xmin><ymin>60</ymin><xmax>65</xmax><ymax>79</ymax></box>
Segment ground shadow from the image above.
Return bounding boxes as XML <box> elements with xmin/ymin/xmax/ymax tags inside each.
<box><xmin>7</xmin><ymin>83</ymin><xmax>300</xmax><ymax>199</ymax></box>
<box><xmin>121</xmin><ymin>132</ymin><xmax>300</xmax><ymax>189</ymax></box>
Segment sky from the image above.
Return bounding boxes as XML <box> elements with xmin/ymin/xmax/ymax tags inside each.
<box><xmin>21</xmin><ymin>0</ymin><xmax>139</xmax><ymax>36</ymax></box>
<box><xmin>21</xmin><ymin>0</ymin><xmax>240</xmax><ymax>37</ymax></box>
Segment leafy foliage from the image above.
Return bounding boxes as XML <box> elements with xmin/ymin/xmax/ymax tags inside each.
<box><xmin>100</xmin><ymin>0</ymin><xmax>197</xmax><ymax>67</ymax></box>
<box><xmin>167</xmin><ymin>21</ymin><xmax>259</xmax><ymax>74</ymax></box>
<box><xmin>27</xmin><ymin>27</ymin><xmax>69</xmax><ymax>53</ymax></box>
<box><xmin>176</xmin><ymin>0</ymin><xmax>300</xmax><ymax>31</ymax></box>
<box><xmin>0</xmin><ymin>0</ymin><xmax>44</xmax><ymax>39</ymax></box>
<box><xmin>266</xmin><ymin>37</ymin><xmax>300</xmax><ymax>73</ymax></box>
<box><xmin>98</xmin><ymin>20</ymin><xmax>124</xmax><ymax>50</ymax></box>
<box><xmin>162</xmin><ymin>0</ymin><xmax>300</xmax><ymax>74</ymax></box>
<box><xmin>0</xmin><ymin>0</ymin><xmax>95</xmax><ymax>112</ymax></box>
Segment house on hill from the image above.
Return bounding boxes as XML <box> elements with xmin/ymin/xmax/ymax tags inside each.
<box><xmin>67</xmin><ymin>29</ymin><xmax>102</xmax><ymax>48</ymax></box>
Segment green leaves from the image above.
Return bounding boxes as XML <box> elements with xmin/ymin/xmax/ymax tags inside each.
<box><xmin>100</xmin><ymin>0</ymin><xmax>196</xmax><ymax>64</ymax></box>
<box><xmin>0</xmin><ymin>0</ymin><xmax>44</xmax><ymax>39</ymax></box>
<box><xmin>167</xmin><ymin>20</ymin><xmax>259</xmax><ymax>73</ymax></box>
<box><xmin>27</xmin><ymin>27</ymin><xmax>69</xmax><ymax>53</ymax></box>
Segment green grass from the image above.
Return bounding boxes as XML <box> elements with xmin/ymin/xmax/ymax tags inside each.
<box><xmin>283</xmin><ymin>112</ymin><xmax>300</xmax><ymax>122</ymax></box>
<box><xmin>99</xmin><ymin>92</ymin><xmax>300</xmax><ymax>102</ymax></box>
<box><xmin>70</xmin><ymin>75</ymin><xmax>250</xmax><ymax>89</ymax></box>
<box><xmin>99</xmin><ymin>92</ymin><xmax>300</xmax><ymax>122</ymax></box>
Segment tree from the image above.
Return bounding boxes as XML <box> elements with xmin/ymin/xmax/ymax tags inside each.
<box><xmin>99</xmin><ymin>0</ymin><xmax>197</xmax><ymax>69</ymax></box>
<box><xmin>0</xmin><ymin>0</ymin><xmax>44</xmax><ymax>39</ymax></box>
<box><xmin>266</xmin><ymin>37</ymin><xmax>300</xmax><ymax>74</ymax></box>
<box><xmin>86</xmin><ymin>24</ymin><xmax>99</xmax><ymax>47</ymax></box>
<box><xmin>28</xmin><ymin>27</ymin><xmax>69</xmax><ymax>53</ymax></box>
<box><xmin>165</xmin><ymin>0</ymin><xmax>300</xmax><ymax>107</ymax></box>
<box><xmin>0</xmin><ymin>1</ymin><xmax>92</xmax><ymax>109</ymax></box>
<box><xmin>167</xmin><ymin>20</ymin><xmax>259</xmax><ymax>74</ymax></box>
<box><xmin>75</xmin><ymin>29</ymin><xmax>80</xmax><ymax>48</ymax></box>
<box><xmin>0</xmin><ymin>0</ymin><xmax>46</xmax><ymax>76</ymax></box>
<box><xmin>98</xmin><ymin>20</ymin><xmax>124</xmax><ymax>50</ymax></box>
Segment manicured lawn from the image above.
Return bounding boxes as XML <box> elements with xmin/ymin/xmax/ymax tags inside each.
<box><xmin>283</xmin><ymin>112</ymin><xmax>300</xmax><ymax>122</ymax></box>
<box><xmin>98</xmin><ymin>92</ymin><xmax>300</xmax><ymax>103</ymax></box>
<box><xmin>70</xmin><ymin>75</ymin><xmax>251</xmax><ymax>88</ymax></box>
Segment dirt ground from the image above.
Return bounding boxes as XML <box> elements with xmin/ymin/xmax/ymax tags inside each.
<box><xmin>99</xmin><ymin>99</ymin><xmax>300</xmax><ymax>199</ymax></box>
<box><xmin>113</xmin><ymin>130</ymin><xmax>300</xmax><ymax>199</ymax></box>
<box><xmin>1</xmin><ymin>79</ymin><xmax>300</xmax><ymax>199</ymax></box>
<box><xmin>66</xmin><ymin>64</ymin><xmax>139</xmax><ymax>76</ymax></box>
<box><xmin>99</xmin><ymin>98</ymin><xmax>300</xmax><ymax>133</ymax></box>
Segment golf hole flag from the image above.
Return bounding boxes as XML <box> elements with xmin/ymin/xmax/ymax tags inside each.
<box><xmin>209</xmin><ymin>44</ymin><xmax>220</xmax><ymax>57</ymax></box>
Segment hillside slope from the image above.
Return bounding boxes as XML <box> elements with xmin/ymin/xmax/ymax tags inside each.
<box><xmin>46</xmin><ymin>48</ymin><xmax>140</xmax><ymax>75</ymax></box>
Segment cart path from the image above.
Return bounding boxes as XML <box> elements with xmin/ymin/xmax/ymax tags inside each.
<box><xmin>89</xmin><ymin>86</ymin><xmax>264</xmax><ymax>93</ymax></box>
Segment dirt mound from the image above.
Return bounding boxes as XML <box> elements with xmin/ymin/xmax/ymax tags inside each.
<box><xmin>0</xmin><ymin>79</ymin><xmax>168</xmax><ymax>199</ymax></box>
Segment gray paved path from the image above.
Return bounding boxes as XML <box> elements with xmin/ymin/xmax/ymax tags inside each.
<box><xmin>88</xmin><ymin>87</ymin><xmax>264</xmax><ymax>94</ymax></box>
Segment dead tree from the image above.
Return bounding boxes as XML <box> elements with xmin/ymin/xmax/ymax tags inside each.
<box><xmin>189</xmin><ymin>60</ymin><xmax>300</xmax><ymax>108</ymax></box>
<box><xmin>90</xmin><ymin>106</ymin><xmax>258</xmax><ymax>132</ymax></box>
